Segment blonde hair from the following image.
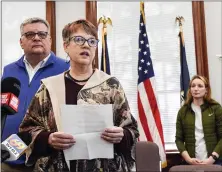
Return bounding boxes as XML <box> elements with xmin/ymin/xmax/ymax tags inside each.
<box><xmin>185</xmin><ymin>75</ymin><xmax>214</xmax><ymax>104</ymax></box>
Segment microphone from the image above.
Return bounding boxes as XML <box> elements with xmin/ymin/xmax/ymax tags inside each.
<box><xmin>1</xmin><ymin>77</ymin><xmax>21</xmax><ymax>135</ymax></box>
<box><xmin>1</xmin><ymin>132</ymin><xmax>32</xmax><ymax>162</ymax></box>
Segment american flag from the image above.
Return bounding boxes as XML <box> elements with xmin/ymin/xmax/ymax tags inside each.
<box><xmin>137</xmin><ymin>2</ymin><xmax>167</xmax><ymax>168</ymax></box>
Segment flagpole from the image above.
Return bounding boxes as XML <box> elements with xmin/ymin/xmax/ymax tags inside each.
<box><xmin>175</xmin><ymin>16</ymin><xmax>185</xmax><ymax>46</ymax></box>
<box><xmin>102</xmin><ymin>25</ymin><xmax>106</xmax><ymax>72</ymax></box>
<box><xmin>176</xmin><ymin>16</ymin><xmax>190</xmax><ymax>106</ymax></box>
<box><xmin>140</xmin><ymin>2</ymin><xmax>146</xmax><ymax>25</ymax></box>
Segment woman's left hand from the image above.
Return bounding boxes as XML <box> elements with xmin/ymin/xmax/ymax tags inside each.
<box><xmin>199</xmin><ymin>157</ymin><xmax>215</xmax><ymax>165</ymax></box>
<box><xmin>101</xmin><ymin>126</ymin><xmax>124</xmax><ymax>143</ymax></box>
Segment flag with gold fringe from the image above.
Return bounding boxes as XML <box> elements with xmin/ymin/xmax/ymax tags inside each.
<box><xmin>177</xmin><ymin>17</ymin><xmax>190</xmax><ymax>105</ymax></box>
<box><xmin>99</xmin><ymin>16</ymin><xmax>112</xmax><ymax>74</ymax></box>
<box><xmin>137</xmin><ymin>2</ymin><xmax>167</xmax><ymax>169</ymax></box>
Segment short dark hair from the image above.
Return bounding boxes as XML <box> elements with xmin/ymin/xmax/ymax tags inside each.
<box><xmin>20</xmin><ymin>17</ymin><xmax>50</xmax><ymax>35</ymax></box>
<box><xmin>62</xmin><ymin>19</ymin><xmax>98</xmax><ymax>43</ymax></box>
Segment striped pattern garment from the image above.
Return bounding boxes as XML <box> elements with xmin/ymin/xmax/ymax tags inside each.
<box><xmin>137</xmin><ymin>2</ymin><xmax>167</xmax><ymax>168</ymax></box>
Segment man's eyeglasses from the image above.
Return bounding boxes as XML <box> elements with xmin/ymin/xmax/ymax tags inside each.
<box><xmin>70</xmin><ymin>36</ymin><xmax>99</xmax><ymax>47</ymax></box>
<box><xmin>22</xmin><ymin>31</ymin><xmax>48</xmax><ymax>40</ymax></box>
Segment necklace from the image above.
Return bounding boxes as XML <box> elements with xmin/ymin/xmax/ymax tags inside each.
<box><xmin>67</xmin><ymin>71</ymin><xmax>92</xmax><ymax>83</ymax></box>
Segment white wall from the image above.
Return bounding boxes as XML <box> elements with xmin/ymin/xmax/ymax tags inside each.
<box><xmin>56</xmin><ymin>2</ymin><xmax>85</xmax><ymax>59</ymax></box>
<box><xmin>205</xmin><ymin>2</ymin><xmax>222</xmax><ymax>104</ymax></box>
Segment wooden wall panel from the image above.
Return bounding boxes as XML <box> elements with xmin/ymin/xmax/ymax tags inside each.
<box><xmin>46</xmin><ymin>1</ymin><xmax>56</xmax><ymax>54</ymax></box>
<box><xmin>86</xmin><ymin>1</ymin><xmax>98</xmax><ymax>68</ymax></box>
<box><xmin>192</xmin><ymin>1</ymin><xmax>209</xmax><ymax>79</ymax></box>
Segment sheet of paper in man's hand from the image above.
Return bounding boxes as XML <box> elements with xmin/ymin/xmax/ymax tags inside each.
<box><xmin>60</xmin><ymin>104</ymin><xmax>114</xmax><ymax>161</ymax></box>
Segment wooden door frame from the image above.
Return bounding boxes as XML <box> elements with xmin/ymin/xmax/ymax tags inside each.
<box><xmin>86</xmin><ymin>1</ymin><xmax>98</xmax><ymax>69</ymax></box>
<box><xmin>46</xmin><ymin>1</ymin><xmax>56</xmax><ymax>54</ymax></box>
<box><xmin>192</xmin><ymin>1</ymin><xmax>209</xmax><ymax>79</ymax></box>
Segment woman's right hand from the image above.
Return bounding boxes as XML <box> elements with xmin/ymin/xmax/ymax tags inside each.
<box><xmin>182</xmin><ymin>151</ymin><xmax>202</xmax><ymax>165</ymax></box>
<box><xmin>48</xmin><ymin>132</ymin><xmax>75</xmax><ymax>150</ymax></box>
<box><xmin>186</xmin><ymin>158</ymin><xmax>202</xmax><ymax>165</ymax></box>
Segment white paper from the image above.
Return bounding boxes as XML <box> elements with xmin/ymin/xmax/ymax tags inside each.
<box><xmin>60</xmin><ymin>104</ymin><xmax>114</xmax><ymax>161</ymax></box>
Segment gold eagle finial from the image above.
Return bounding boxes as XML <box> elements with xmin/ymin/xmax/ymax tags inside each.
<box><xmin>175</xmin><ymin>16</ymin><xmax>185</xmax><ymax>32</ymax></box>
<box><xmin>98</xmin><ymin>15</ymin><xmax>112</xmax><ymax>28</ymax></box>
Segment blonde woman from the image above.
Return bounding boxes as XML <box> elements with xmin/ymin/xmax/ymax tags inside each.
<box><xmin>175</xmin><ymin>75</ymin><xmax>222</xmax><ymax>165</ymax></box>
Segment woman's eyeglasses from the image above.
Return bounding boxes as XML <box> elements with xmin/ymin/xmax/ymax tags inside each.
<box><xmin>70</xmin><ymin>36</ymin><xmax>99</xmax><ymax>47</ymax></box>
<box><xmin>22</xmin><ymin>31</ymin><xmax>49</xmax><ymax>40</ymax></box>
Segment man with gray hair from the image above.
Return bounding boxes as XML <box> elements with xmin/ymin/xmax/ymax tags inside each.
<box><xmin>1</xmin><ymin>17</ymin><xmax>70</xmax><ymax>172</ymax></box>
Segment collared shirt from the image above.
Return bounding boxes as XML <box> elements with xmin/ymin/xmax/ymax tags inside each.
<box><xmin>23</xmin><ymin>53</ymin><xmax>50</xmax><ymax>83</ymax></box>
<box><xmin>191</xmin><ymin>103</ymin><xmax>208</xmax><ymax>160</ymax></box>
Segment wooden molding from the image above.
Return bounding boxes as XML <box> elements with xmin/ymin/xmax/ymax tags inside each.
<box><xmin>46</xmin><ymin>1</ymin><xmax>56</xmax><ymax>54</ymax></box>
<box><xmin>86</xmin><ymin>1</ymin><xmax>97</xmax><ymax>27</ymax></box>
<box><xmin>192</xmin><ymin>1</ymin><xmax>209</xmax><ymax>80</ymax></box>
<box><xmin>86</xmin><ymin>1</ymin><xmax>98</xmax><ymax>69</ymax></box>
